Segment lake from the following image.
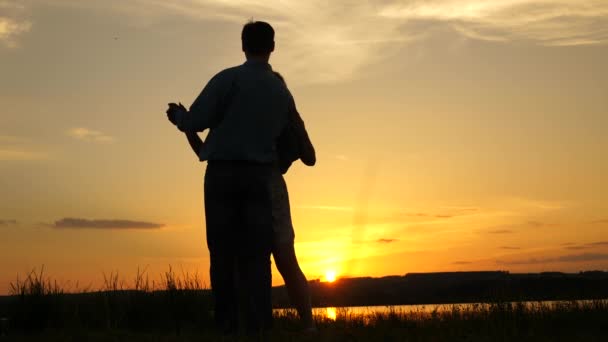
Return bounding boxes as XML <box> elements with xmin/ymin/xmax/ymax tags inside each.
<box><xmin>276</xmin><ymin>300</ymin><xmax>606</xmax><ymax>321</ymax></box>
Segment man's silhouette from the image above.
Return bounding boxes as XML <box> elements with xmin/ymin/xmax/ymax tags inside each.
<box><xmin>166</xmin><ymin>21</ymin><xmax>289</xmax><ymax>334</ymax></box>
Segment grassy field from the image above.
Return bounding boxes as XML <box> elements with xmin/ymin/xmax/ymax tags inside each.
<box><xmin>1</xmin><ymin>268</ymin><xmax>607</xmax><ymax>341</ymax></box>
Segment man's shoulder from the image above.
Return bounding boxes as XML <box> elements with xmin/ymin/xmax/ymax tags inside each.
<box><xmin>211</xmin><ymin>66</ymin><xmax>241</xmax><ymax>82</ymax></box>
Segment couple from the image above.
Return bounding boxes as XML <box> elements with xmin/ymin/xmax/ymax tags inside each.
<box><xmin>166</xmin><ymin>21</ymin><xmax>316</xmax><ymax>334</ymax></box>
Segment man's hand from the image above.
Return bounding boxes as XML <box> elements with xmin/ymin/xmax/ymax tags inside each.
<box><xmin>166</xmin><ymin>102</ymin><xmax>187</xmax><ymax>125</ymax></box>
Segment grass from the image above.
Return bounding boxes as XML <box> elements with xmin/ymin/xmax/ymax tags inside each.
<box><xmin>1</xmin><ymin>267</ymin><xmax>607</xmax><ymax>341</ymax></box>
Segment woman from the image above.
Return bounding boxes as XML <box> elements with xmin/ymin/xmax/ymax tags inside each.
<box><xmin>182</xmin><ymin>71</ymin><xmax>316</xmax><ymax>331</ymax></box>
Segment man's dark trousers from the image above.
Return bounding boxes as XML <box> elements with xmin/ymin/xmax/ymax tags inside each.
<box><xmin>204</xmin><ymin>161</ymin><xmax>274</xmax><ymax>333</ymax></box>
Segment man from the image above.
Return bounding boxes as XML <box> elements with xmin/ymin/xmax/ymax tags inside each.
<box><xmin>166</xmin><ymin>21</ymin><xmax>290</xmax><ymax>334</ymax></box>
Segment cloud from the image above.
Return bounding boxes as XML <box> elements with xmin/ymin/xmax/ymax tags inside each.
<box><xmin>0</xmin><ymin>134</ymin><xmax>49</xmax><ymax>161</ymax></box>
<box><xmin>296</xmin><ymin>205</ymin><xmax>354</xmax><ymax>212</ymax></box>
<box><xmin>407</xmin><ymin>213</ymin><xmax>430</xmax><ymax>217</ymax></box>
<box><xmin>67</xmin><ymin>128</ymin><xmax>115</xmax><ymax>143</ymax></box>
<box><xmin>500</xmin><ymin>246</ymin><xmax>521</xmax><ymax>250</ymax></box>
<box><xmin>440</xmin><ymin>206</ymin><xmax>479</xmax><ymax>212</ymax></box>
<box><xmin>377</xmin><ymin>238</ymin><xmax>397</xmax><ymax>244</ymax></box>
<box><xmin>499</xmin><ymin>253</ymin><xmax>608</xmax><ymax>265</ymax></box>
<box><xmin>379</xmin><ymin>0</ymin><xmax>608</xmax><ymax>46</ymax></box>
<box><xmin>0</xmin><ymin>219</ymin><xmax>17</xmax><ymax>226</ymax></box>
<box><xmin>482</xmin><ymin>220</ymin><xmax>551</xmax><ymax>234</ymax></box>
<box><xmin>52</xmin><ymin>217</ymin><xmax>164</xmax><ymax>230</ymax></box>
<box><xmin>0</xmin><ymin>148</ymin><xmax>48</xmax><ymax>161</ymax></box>
<box><xmin>40</xmin><ymin>0</ymin><xmax>608</xmax><ymax>84</ymax></box>
<box><xmin>43</xmin><ymin>0</ymin><xmax>422</xmax><ymax>84</ymax></box>
<box><xmin>588</xmin><ymin>241</ymin><xmax>608</xmax><ymax>246</ymax></box>
<box><xmin>487</xmin><ymin>229</ymin><xmax>513</xmax><ymax>234</ymax></box>
<box><xmin>563</xmin><ymin>241</ymin><xmax>608</xmax><ymax>250</ymax></box>
<box><xmin>546</xmin><ymin>253</ymin><xmax>608</xmax><ymax>263</ymax></box>
<box><xmin>31</xmin><ymin>0</ymin><xmax>608</xmax><ymax>85</ymax></box>
<box><xmin>0</xmin><ymin>135</ymin><xmax>27</xmax><ymax>143</ymax></box>
<box><xmin>0</xmin><ymin>1</ymin><xmax>31</xmax><ymax>48</ymax></box>
<box><xmin>591</xmin><ymin>219</ymin><xmax>608</xmax><ymax>224</ymax></box>
<box><xmin>335</xmin><ymin>155</ymin><xmax>349</xmax><ymax>161</ymax></box>
<box><xmin>565</xmin><ymin>246</ymin><xmax>587</xmax><ymax>250</ymax></box>
<box><xmin>372</xmin><ymin>210</ymin><xmax>468</xmax><ymax>226</ymax></box>
<box><xmin>452</xmin><ymin>261</ymin><xmax>472</xmax><ymax>265</ymax></box>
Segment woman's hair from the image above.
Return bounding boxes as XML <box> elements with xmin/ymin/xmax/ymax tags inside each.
<box><xmin>241</xmin><ymin>21</ymin><xmax>274</xmax><ymax>55</ymax></box>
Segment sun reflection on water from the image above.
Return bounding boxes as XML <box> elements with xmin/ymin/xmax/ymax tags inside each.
<box><xmin>326</xmin><ymin>307</ymin><xmax>337</xmax><ymax>321</ymax></box>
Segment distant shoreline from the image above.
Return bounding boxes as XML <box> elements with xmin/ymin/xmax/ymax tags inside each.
<box><xmin>2</xmin><ymin>270</ymin><xmax>607</xmax><ymax>307</ymax></box>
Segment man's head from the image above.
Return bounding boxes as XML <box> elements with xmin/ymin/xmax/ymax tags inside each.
<box><xmin>241</xmin><ymin>21</ymin><xmax>275</xmax><ymax>61</ymax></box>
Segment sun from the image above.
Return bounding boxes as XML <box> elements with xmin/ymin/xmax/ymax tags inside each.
<box><xmin>325</xmin><ymin>270</ymin><xmax>337</xmax><ymax>283</ymax></box>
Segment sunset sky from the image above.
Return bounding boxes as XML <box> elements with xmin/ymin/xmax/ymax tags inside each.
<box><xmin>1</xmin><ymin>0</ymin><xmax>607</xmax><ymax>294</ymax></box>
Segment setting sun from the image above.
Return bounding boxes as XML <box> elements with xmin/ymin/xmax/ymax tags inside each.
<box><xmin>325</xmin><ymin>270</ymin><xmax>337</xmax><ymax>283</ymax></box>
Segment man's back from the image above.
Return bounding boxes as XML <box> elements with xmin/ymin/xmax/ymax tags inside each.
<box><xmin>179</xmin><ymin>60</ymin><xmax>291</xmax><ymax>163</ymax></box>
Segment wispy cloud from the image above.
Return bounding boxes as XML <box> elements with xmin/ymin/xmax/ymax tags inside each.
<box><xmin>0</xmin><ymin>135</ymin><xmax>27</xmax><ymax>143</ymax></box>
<box><xmin>0</xmin><ymin>133</ymin><xmax>44</xmax><ymax>162</ymax></box>
<box><xmin>482</xmin><ymin>220</ymin><xmax>553</xmax><ymax>235</ymax></box>
<box><xmin>0</xmin><ymin>148</ymin><xmax>48</xmax><ymax>161</ymax></box>
<box><xmin>37</xmin><ymin>1</ymin><xmax>608</xmax><ymax>83</ymax></box>
<box><xmin>67</xmin><ymin>128</ymin><xmax>115</xmax><ymax>143</ymax></box>
<box><xmin>500</xmin><ymin>246</ymin><xmax>521</xmax><ymax>250</ymax></box>
<box><xmin>564</xmin><ymin>246</ymin><xmax>587</xmax><ymax>250</ymax></box>
<box><xmin>0</xmin><ymin>134</ymin><xmax>49</xmax><ymax>161</ymax></box>
<box><xmin>335</xmin><ymin>155</ymin><xmax>349</xmax><ymax>161</ymax></box>
<box><xmin>51</xmin><ymin>217</ymin><xmax>164</xmax><ymax>230</ymax></box>
<box><xmin>296</xmin><ymin>205</ymin><xmax>354</xmax><ymax>212</ymax></box>
<box><xmin>0</xmin><ymin>219</ymin><xmax>17</xmax><ymax>226</ymax></box>
<box><xmin>377</xmin><ymin>238</ymin><xmax>397</xmax><ymax>244</ymax></box>
<box><xmin>0</xmin><ymin>1</ymin><xmax>31</xmax><ymax>48</ymax></box>
<box><xmin>452</xmin><ymin>261</ymin><xmax>473</xmax><ymax>265</ymax></box>
<box><xmin>379</xmin><ymin>0</ymin><xmax>608</xmax><ymax>46</ymax></box>
<box><xmin>588</xmin><ymin>241</ymin><xmax>608</xmax><ymax>247</ymax></box>
<box><xmin>499</xmin><ymin>253</ymin><xmax>608</xmax><ymax>265</ymax></box>
<box><xmin>562</xmin><ymin>241</ymin><xmax>608</xmax><ymax>250</ymax></box>
<box><xmin>184</xmin><ymin>0</ymin><xmax>608</xmax><ymax>82</ymax></box>
<box><xmin>487</xmin><ymin>229</ymin><xmax>513</xmax><ymax>234</ymax></box>
<box><xmin>372</xmin><ymin>209</ymin><xmax>472</xmax><ymax>226</ymax></box>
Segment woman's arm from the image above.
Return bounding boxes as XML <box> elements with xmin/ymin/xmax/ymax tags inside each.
<box><xmin>274</xmin><ymin>71</ymin><xmax>316</xmax><ymax>166</ymax></box>
<box><xmin>184</xmin><ymin>131</ymin><xmax>203</xmax><ymax>158</ymax></box>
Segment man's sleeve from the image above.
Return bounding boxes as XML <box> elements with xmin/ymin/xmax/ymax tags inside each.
<box><xmin>174</xmin><ymin>74</ymin><xmax>223</xmax><ymax>132</ymax></box>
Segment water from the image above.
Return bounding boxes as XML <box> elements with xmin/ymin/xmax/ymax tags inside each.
<box><xmin>275</xmin><ymin>300</ymin><xmax>606</xmax><ymax>321</ymax></box>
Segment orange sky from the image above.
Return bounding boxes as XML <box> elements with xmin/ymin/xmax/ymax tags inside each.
<box><xmin>1</xmin><ymin>0</ymin><xmax>607</xmax><ymax>294</ymax></box>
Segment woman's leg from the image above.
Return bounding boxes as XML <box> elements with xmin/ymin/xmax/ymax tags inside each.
<box><xmin>270</xmin><ymin>171</ymin><xmax>316</xmax><ymax>330</ymax></box>
<box><xmin>273</xmin><ymin>243</ymin><xmax>315</xmax><ymax>329</ymax></box>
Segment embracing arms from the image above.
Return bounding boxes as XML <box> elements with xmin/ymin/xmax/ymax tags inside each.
<box><xmin>184</xmin><ymin>131</ymin><xmax>203</xmax><ymax>158</ymax></box>
<box><xmin>166</xmin><ymin>73</ymin><xmax>226</xmax><ymax>132</ymax></box>
<box><xmin>167</xmin><ymin>102</ymin><xmax>204</xmax><ymax>158</ymax></box>
<box><xmin>290</xmin><ymin>106</ymin><xmax>316</xmax><ymax>166</ymax></box>
<box><xmin>273</xmin><ymin>71</ymin><xmax>316</xmax><ymax>168</ymax></box>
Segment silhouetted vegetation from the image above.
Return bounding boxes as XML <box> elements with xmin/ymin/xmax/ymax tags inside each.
<box><xmin>1</xmin><ymin>268</ymin><xmax>608</xmax><ymax>341</ymax></box>
<box><xmin>1</xmin><ymin>267</ymin><xmax>213</xmax><ymax>336</ymax></box>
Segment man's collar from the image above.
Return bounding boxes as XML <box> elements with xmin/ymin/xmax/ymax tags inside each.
<box><xmin>244</xmin><ymin>60</ymin><xmax>272</xmax><ymax>70</ymax></box>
